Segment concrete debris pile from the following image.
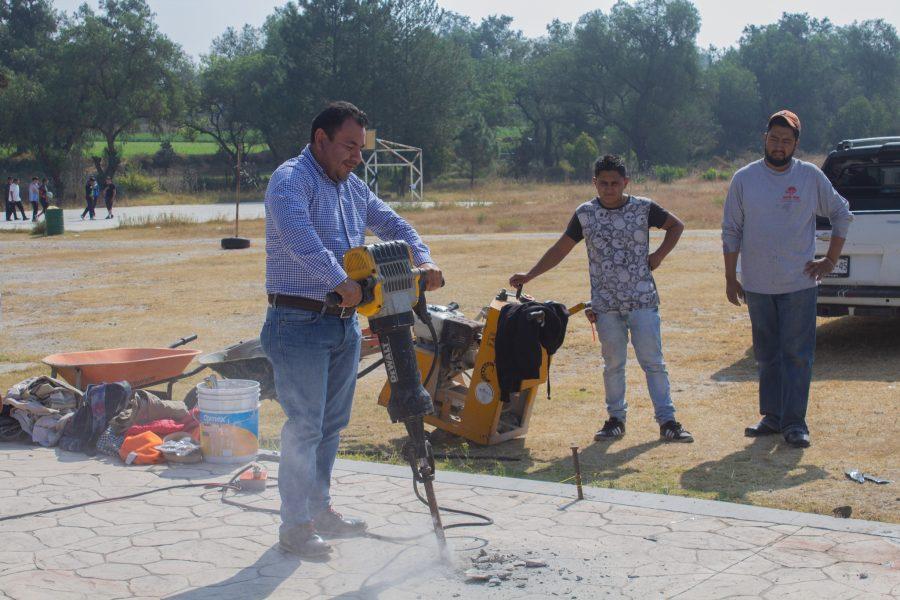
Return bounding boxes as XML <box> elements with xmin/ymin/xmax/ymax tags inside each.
<box><xmin>462</xmin><ymin>547</ymin><xmax>582</xmax><ymax>590</ymax></box>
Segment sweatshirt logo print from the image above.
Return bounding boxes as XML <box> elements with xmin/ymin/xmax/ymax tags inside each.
<box><xmin>782</xmin><ymin>186</ymin><xmax>801</xmax><ymax>202</ymax></box>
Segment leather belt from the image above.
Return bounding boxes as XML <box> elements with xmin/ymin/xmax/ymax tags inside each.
<box><xmin>267</xmin><ymin>293</ymin><xmax>356</xmax><ymax>318</ymax></box>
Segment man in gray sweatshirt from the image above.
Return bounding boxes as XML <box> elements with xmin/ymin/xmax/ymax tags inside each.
<box><xmin>721</xmin><ymin>110</ymin><xmax>852</xmax><ymax>449</ymax></box>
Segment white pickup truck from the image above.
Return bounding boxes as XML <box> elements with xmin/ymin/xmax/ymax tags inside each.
<box><xmin>816</xmin><ymin>137</ymin><xmax>900</xmax><ymax>317</ymax></box>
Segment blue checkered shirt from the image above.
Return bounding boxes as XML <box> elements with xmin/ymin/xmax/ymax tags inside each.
<box><xmin>265</xmin><ymin>145</ymin><xmax>433</xmax><ymax>301</ymax></box>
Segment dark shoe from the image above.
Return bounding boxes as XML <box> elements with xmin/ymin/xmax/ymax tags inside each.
<box><xmin>278</xmin><ymin>522</ymin><xmax>331</xmax><ymax>557</ymax></box>
<box><xmin>660</xmin><ymin>420</ymin><xmax>693</xmax><ymax>443</ymax></box>
<box><xmin>594</xmin><ymin>417</ymin><xmax>626</xmax><ymax>440</ymax></box>
<box><xmin>744</xmin><ymin>420</ymin><xmax>779</xmax><ymax>437</ymax></box>
<box><xmin>784</xmin><ymin>430</ymin><xmax>810</xmax><ymax>448</ymax></box>
<box><xmin>313</xmin><ymin>507</ymin><xmax>367</xmax><ymax>538</ymax></box>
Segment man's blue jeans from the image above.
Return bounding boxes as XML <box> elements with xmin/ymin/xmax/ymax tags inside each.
<box><xmin>744</xmin><ymin>286</ymin><xmax>817</xmax><ymax>436</ymax></box>
<box><xmin>259</xmin><ymin>306</ymin><xmax>361</xmax><ymax>531</ymax></box>
<box><xmin>594</xmin><ymin>307</ymin><xmax>676</xmax><ymax>424</ymax></box>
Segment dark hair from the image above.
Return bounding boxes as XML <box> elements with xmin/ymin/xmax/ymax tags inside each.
<box><xmin>32</xmin><ymin>176</ymin><xmax>38</xmax><ymax>181</ymax></box>
<box><xmin>593</xmin><ymin>154</ymin><xmax>628</xmax><ymax>178</ymax></box>
<box><xmin>309</xmin><ymin>101</ymin><xmax>368</xmax><ymax>145</ymax></box>
<box><xmin>767</xmin><ymin>116</ymin><xmax>799</xmax><ymax>139</ymax></box>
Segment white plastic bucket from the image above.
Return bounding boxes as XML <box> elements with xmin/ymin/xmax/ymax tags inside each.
<box><xmin>197</xmin><ymin>379</ymin><xmax>260</xmax><ymax>464</ymax></box>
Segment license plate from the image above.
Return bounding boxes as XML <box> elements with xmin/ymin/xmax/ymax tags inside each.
<box><xmin>819</xmin><ymin>255</ymin><xmax>849</xmax><ymax>278</ymax></box>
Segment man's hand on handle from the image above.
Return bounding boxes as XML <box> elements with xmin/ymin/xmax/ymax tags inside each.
<box><xmin>418</xmin><ymin>262</ymin><xmax>443</xmax><ymax>291</ymax></box>
<box><xmin>333</xmin><ymin>278</ymin><xmax>362</xmax><ymax>308</ymax></box>
<box><xmin>725</xmin><ymin>278</ymin><xmax>745</xmax><ymax>307</ymax></box>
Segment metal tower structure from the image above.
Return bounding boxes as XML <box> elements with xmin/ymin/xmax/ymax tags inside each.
<box><xmin>362</xmin><ymin>134</ymin><xmax>424</xmax><ymax>202</ymax></box>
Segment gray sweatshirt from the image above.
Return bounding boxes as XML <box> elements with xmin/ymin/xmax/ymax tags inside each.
<box><xmin>722</xmin><ymin>158</ymin><xmax>852</xmax><ymax>295</ymax></box>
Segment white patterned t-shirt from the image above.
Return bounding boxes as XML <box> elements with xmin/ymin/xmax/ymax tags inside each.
<box><xmin>565</xmin><ymin>195</ymin><xmax>669</xmax><ymax>313</ymax></box>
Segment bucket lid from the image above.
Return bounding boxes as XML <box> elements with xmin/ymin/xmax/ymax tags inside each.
<box><xmin>196</xmin><ymin>379</ymin><xmax>260</xmax><ymax>392</ymax></box>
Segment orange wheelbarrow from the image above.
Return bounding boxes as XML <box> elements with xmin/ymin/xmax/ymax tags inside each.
<box><xmin>43</xmin><ymin>335</ymin><xmax>205</xmax><ymax>398</ymax></box>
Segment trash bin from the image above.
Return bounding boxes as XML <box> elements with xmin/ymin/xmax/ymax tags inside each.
<box><xmin>44</xmin><ymin>206</ymin><xmax>64</xmax><ymax>236</ymax></box>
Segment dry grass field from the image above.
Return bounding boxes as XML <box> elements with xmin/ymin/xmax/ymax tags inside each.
<box><xmin>1</xmin><ymin>173</ymin><xmax>897</xmax><ymax>523</ymax></box>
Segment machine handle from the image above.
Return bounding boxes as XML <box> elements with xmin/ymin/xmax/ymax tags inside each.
<box><xmin>327</xmin><ymin>272</ymin><xmax>443</xmax><ymax>308</ymax></box>
<box><xmin>325</xmin><ymin>277</ymin><xmax>377</xmax><ymax>308</ymax></box>
<box><xmin>168</xmin><ymin>334</ymin><xmax>198</xmax><ymax>348</ymax></box>
<box><xmin>515</xmin><ymin>284</ymin><xmax>523</xmax><ymax>300</ymax></box>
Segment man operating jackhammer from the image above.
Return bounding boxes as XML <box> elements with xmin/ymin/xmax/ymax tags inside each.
<box><xmin>260</xmin><ymin>101</ymin><xmax>443</xmax><ymax>558</ymax></box>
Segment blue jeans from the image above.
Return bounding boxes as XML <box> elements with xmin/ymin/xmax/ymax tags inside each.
<box><xmin>594</xmin><ymin>307</ymin><xmax>675</xmax><ymax>424</ymax></box>
<box><xmin>259</xmin><ymin>306</ymin><xmax>361</xmax><ymax>530</ymax></box>
<box><xmin>744</xmin><ymin>286</ymin><xmax>817</xmax><ymax>436</ymax></box>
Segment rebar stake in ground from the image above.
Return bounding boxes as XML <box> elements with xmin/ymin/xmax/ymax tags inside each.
<box><xmin>571</xmin><ymin>445</ymin><xmax>584</xmax><ymax>500</ymax></box>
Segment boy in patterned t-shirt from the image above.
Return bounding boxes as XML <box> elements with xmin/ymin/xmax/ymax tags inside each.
<box><xmin>509</xmin><ymin>154</ymin><xmax>693</xmax><ymax>442</ymax></box>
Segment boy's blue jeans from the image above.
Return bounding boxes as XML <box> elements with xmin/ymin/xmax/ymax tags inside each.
<box><xmin>260</xmin><ymin>306</ymin><xmax>361</xmax><ymax>531</ymax></box>
<box><xmin>594</xmin><ymin>307</ymin><xmax>676</xmax><ymax>424</ymax></box>
<box><xmin>744</xmin><ymin>286</ymin><xmax>817</xmax><ymax>436</ymax></box>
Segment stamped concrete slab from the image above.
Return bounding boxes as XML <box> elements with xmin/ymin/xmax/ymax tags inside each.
<box><xmin>0</xmin><ymin>442</ymin><xmax>897</xmax><ymax>599</ymax></box>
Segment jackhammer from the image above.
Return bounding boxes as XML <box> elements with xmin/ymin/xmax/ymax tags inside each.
<box><xmin>326</xmin><ymin>240</ymin><xmax>448</xmax><ymax>553</ymax></box>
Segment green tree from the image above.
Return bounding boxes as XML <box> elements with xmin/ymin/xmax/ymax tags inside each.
<box><xmin>706</xmin><ymin>55</ymin><xmax>762</xmax><ymax>153</ymax></box>
<box><xmin>0</xmin><ymin>0</ymin><xmax>58</xmax><ymax>76</ymax></box>
<box><xmin>0</xmin><ymin>64</ymin><xmax>87</xmax><ymax>203</ymax></box>
<box><xmin>0</xmin><ymin>0</ymin><xmax>87</xmax><ymax>202</ymax></box>
<box><xmin>563</xmin><ymin>132</ymin><xmax>599</xmax><ymax>179</ymax></box>
<box><xmin>513</xmin><ymin>23</ymin><xmax>572</xmax><ymax>170</ymax></box>
<box><xmin>566</xmin><ymin>0</ymin><xmax>705</xmax><ymax>164</ymax></box>
<box><xmin>829</xmin><ymin>96</ymin><xmax>893</xmax><ymax>143</ymax></box>
<box><xmin>64</xmin><ymin>0</ymin><xmax>189</xmax><ymax>181</ymax></box>
<box><xmin>455</xmin><ymin>113</ymin><xmax>496</xmax><ymax>186</ymax></box>
<box><xmin>187</xmin><ymin>27</ymin><xmax>270</xmax><ymax>183</ymax></box>
<box><xmin>260</xmin><ymin>0</ymin><xmax>467</xmax><ymax>176</ymax></box>
<box><xmin>735</xmin><ymin>14</ymin><xmax>839</xmax><ymax>150</ymax></box>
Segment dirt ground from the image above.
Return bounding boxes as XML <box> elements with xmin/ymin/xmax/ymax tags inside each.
<box><xmin>1</xmin><ymin>197</ymin><xmax>897</xmax><ymax>523</ymax></box>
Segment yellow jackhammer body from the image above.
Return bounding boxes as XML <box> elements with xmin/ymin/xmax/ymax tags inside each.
<box><xmin>326</xmin><ymin>241</ymin><xmax>447</xmax><ymax>553</ymax></box>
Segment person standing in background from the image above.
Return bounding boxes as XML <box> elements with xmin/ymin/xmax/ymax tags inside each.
<box><xmin>28</xmin><ymin>177</ymin><xmax>40</xmax><ymax>221</ymax></box>
<box><xmin>9</xmin><ymin>178</ymin><xmax>26</xmax><ymax>220</ymax></box>
<box><xmin>81</xmin><ymin>176</ymin><xmax>96</xmax><ymax>220</ymax></box>
<box><xmin>102</xmin><ymin>176</ymin><xmax>116</xmax><ymax>219</ymax></box>
<box><xmin>38</xmin><ymin>178</ymin><xmax>49</xmax><ymax>216</ymax></box>
<box><xmin>722</xmin><ymin>110</ymin><xmax>853</xmax><ymax>449</ymax></box>
<box><xmin>4</xmin><ymin>176</ymin><xmax>14</xmax><ymax>221</ymax></box>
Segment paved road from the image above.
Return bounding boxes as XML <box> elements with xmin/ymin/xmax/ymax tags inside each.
<box><xmin>0</xmin><ymin>201</ymin><xmax>490</xmax><ymax>233</ymax></box>
<box><xmin>0</xmin><ymin>202</ymin><xmax>264</xmax><ymax>232</ymax></box>
<box><xmin>1</xmin><ymin>443</ymin><xmax>897</xmax><ymax>599</ymax></box>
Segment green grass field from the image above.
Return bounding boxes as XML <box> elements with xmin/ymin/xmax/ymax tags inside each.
<box><xmin>87</xmin><ymin>140</ymin><xmax>268</xmax><ymax>158</ymax></box>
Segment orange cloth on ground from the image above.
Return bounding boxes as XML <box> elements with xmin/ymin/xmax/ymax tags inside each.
<box><xmin>118</xmin><ymin>431</ymin><xmax>165</xmax><ymax>464</ymax></box>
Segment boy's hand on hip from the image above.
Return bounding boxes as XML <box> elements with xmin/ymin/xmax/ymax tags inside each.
<box><xmin>584</xmin><ymin>308</ymin><xmax>597</xmax><ymax>324</ymax></box>
<box><xmin>725</xmin><ymin>279</ymin><xmax>745</xmax><ymax>307</ymax></box>
<box><xmin>648</xmin><ymin>252</ymin><xmax>664</xmax><ymax>271</ymax></box>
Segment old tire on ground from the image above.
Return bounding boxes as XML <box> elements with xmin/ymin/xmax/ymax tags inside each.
<box><xmin>221</xmin><ymin>237</ymin><xmax>250</xmax><ymax>250</ymax></box>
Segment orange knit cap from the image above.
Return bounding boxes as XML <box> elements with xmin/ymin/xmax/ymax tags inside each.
<box><xmin>119</xmin><ymin>431</ymin><xmax>165</xmax><ymax>465</ymax></box>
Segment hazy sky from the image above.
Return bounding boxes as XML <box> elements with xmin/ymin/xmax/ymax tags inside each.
<box><xmin>53</xmin><ymin>0</ymin><xmax>899</xmax><ymax>58</ymax></box>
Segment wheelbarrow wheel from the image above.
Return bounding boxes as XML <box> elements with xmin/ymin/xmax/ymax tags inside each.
<box><xmin>183</xmin><ymin>387</ymin><xmax>198</xmax><ymax>410</ymax></box>
<box><xmin>221</xmin><ymin>237</ymin><xmax>250</xmax><ymax>250</ymax></box>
